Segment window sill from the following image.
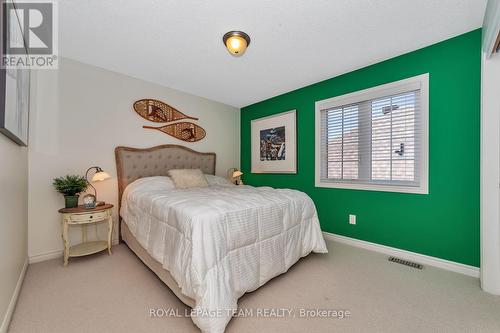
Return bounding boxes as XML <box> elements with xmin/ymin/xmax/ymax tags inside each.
<box><xmin>315</xmin><ymin>180</ymin><xmax>428</xmax><ymax>194</ymax></box>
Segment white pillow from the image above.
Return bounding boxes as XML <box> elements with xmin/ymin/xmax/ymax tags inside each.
<box><xmin>205</xmin><ymin>174</ymin><xmax>234</xmax><ymax>186</ymax></box>
<box><xmin>126</xmin><ymin>176</ymin><xmax>175</xmax><ymax>192</ymax></box>
<box><xmin>168</xmin><ymin>169</ymin><xmax>209</xmax><ymax>189</ymax></box>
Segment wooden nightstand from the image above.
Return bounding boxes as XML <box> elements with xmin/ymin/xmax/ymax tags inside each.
<box><xmin>58</xmin><ymin>204</ymin><xmax>114</xmax><ymax>266</ymax></box>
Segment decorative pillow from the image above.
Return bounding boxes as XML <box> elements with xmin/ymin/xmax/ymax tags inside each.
<box><xmin>205</xmin><ymin>174</ymin><xmax>234</xmax><ymax>186</ymax></box>
<box><xmin>168</xmin><ymin>169</ymin><xmax>209</xmax><ymax>189</ymax></box>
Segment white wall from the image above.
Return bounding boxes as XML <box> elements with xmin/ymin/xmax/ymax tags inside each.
<box><xmin>0</xmin><ymin>134</ymin><xmax>28</xmax><ymax>332</ymax></box>
<box><xmin>481</xmin><ymin>52</ymin><xmax>500</xmax><ymax>295</ymax></box>
<box><xmin>28</xmin><ymin>58</ymin><xmax>240</xmax><ymax>261</ymax></box>
<box><xmin>480</xmin><ymin>0</ymin><xmax>500</xmax><ymax>295</ymax></box>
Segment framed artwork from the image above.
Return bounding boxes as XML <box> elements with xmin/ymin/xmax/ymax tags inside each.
<box><xmin>251</xmin><ymin>110</ymin><xmax>296</xmax><ymax>174</ymax></box>
<box><xmin>0</xmin><ymin>1</ymin><xmax>31</xmax><ymax>146</ymax></box>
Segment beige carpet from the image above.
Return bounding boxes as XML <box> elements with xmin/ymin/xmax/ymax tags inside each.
<box><xmin>9</xmin><ymin>241</ymin><xmax>500</xmax><ymax>333</ymax></box>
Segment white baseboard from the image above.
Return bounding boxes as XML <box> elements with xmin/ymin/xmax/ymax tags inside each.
<box><xmin>0</xmin><ymin>258</ymin><xmax>28</xmax><ymax>333</ymax></box>
<box><xmin>323</xmin><ymin>232</ymin><xmax>480</xmax><ymax>278</ymax></box>
<box><xmin>29</xmin><ymin>239</ymin><xmax>120</xmax><ymax>264</ymax></box>
<box><xmin>28</xmin><ymin>249</ymin><xmax>62</xmax><ymax>264</ymax></box>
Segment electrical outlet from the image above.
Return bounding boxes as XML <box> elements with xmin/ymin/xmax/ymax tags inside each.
<box><xmin>349</xmin><ymin>214</ymin><xmax>356</xmax><ymax>225</ymax></box>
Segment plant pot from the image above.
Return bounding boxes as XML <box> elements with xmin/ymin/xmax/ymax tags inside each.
<box><xmin>64</xmin><ymin>195</ymin><xmax>79</xmax><ymax>208</ymax></box>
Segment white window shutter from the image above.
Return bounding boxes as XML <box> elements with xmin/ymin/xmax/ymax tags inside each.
<box><xmin>315</xmin><ymin>74</ymin><xmax>428</xmax><ymax>194</ymax></box>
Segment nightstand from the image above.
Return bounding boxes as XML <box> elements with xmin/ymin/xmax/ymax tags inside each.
<box><xmin>58</xmin><ymin>204</ymin><xmax>114</xmax><ymax>266</ymax></box>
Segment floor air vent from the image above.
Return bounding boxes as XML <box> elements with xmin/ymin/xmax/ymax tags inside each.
<box><xmin>388</xmin><ymin>257</ymin><xmax>423</xmax><ymax>270</ymax></box>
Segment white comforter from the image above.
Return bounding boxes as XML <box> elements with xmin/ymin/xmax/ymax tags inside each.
<box><xmin>121</xmin><ymin>177</ymin><xmax>327</xmax><ymax>333</ymax></box>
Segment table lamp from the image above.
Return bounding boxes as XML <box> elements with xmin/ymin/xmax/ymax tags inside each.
<box><xmin>228</xmin><ymin>168</ymin><xmax>243</xmax><ymax>185</ymax></box>
<box><xmin>85</xmin><ymin>166</ymin><xmax>111</xmax><ymax>207</ymax></box>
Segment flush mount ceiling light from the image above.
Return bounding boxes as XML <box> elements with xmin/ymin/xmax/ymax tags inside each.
<box><xmin>222</xmin><ymin>31</ymin><xmax>251</xmax><ymax>56</ymax></box>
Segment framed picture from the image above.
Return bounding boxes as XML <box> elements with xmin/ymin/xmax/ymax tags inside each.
<box><xmin>251</xmin><ymin>110</ymin><xmax>296</xmax><ymax>174</ymax></box>
<box><xmin>0</xmin><ymin>1</ymin><xmax>31</xmax><ymax>146</ymax></box>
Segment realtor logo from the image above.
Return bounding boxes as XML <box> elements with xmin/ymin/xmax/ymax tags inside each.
<box><xmin>2</xmin><ymin>0</ymin><xmax>58</xmax><ymax>69</ymax></box>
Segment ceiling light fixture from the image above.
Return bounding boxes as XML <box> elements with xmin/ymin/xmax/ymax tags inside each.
<box><xmin>223</xmin><ymin>31</ymin><xmax>251</xmax><ymax>56</ymax></box>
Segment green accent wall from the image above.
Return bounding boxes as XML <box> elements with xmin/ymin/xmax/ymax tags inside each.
<box><xmin>240</xmin><ymin>29</ymin><xmax>481</xmax><ymax>267</ymax></box>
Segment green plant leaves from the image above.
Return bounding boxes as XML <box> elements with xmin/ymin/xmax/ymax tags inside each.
<box><xmin>52</xmin><ymin>175</ymin><xmax>88</xmax><ymax>196</ymax></box>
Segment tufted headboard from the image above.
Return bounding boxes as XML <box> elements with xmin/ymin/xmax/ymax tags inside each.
<box><xmin>115</xmin><ymin>144</ymin><xmax>216</xmax><ymax>219</ymax></box>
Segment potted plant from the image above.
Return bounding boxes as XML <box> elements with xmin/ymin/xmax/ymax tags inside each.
<box><xmin>52</xmin><ymin>175</ymin><xmax>88</xmax><ymax>208</ymax></box>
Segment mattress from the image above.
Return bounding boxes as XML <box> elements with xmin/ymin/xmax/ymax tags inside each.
<box><xmin>120</xmin><ymin>176</ymin><xmax>328</xmax><ymax>333</ymax></box>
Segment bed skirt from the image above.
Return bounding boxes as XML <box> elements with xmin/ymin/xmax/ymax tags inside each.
<box><xmin>121</xmin><ymin>220</ymin><xmax>196</xmax><ymax>308</ymax></box>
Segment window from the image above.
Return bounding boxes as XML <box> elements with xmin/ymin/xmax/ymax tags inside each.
<box><xmin>315</xmin><ymin>74</ymin><xmax>428</xmax><ymax>194</ymax></box>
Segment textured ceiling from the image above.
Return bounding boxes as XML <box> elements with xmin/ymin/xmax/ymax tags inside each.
<box><xmin>59</xmin><ymin>0</ymin><xmax>486</xmax><ymax>107</ymax></box>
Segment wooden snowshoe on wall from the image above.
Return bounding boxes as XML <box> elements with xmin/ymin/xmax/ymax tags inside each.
<box><xmin>143</xmin><ymin>122</ymin><xmax>206</xmax><ymax>142</ymax></box>
<box><xmin>134</xmin><ymin>98</ymin><xmax>206</xmax><ymax>142</ymax></box>
<box><xmin>133</xmin><ymin>99</ymin><xmax>198</xmax><ymax>123</ymax></box>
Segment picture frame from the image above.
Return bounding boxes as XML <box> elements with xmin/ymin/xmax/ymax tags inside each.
<box><xmin>0</xmin><ymin>1</ymin><xmax>31</xmax><ymax>146</ymax></box>
<box><xmin>251</xmin><ymin>109</ymin><xmax>296</xmax><ymax>174</ymax></box>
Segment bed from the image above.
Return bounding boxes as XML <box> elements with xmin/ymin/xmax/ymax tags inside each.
<box><xmin>115</xmin><ymin>144</ymin><xmax>327</xmax><ymax>333</ymax></box>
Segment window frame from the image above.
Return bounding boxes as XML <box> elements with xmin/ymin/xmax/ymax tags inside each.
<box><xmin>315</xmin><ymin>74</ymin><xmax>429</xmax><ymax>194</ymax></box>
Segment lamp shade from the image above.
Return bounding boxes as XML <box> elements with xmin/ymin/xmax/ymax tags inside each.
<box><xmin>232</xmin><ymin>170</ymin><xmax>243</xmax><ymax>178</ymax></box>
<box><xmin>91</xmin><ymin>171</ymin><xmax>111</xmax><ymax>182</ymax></box>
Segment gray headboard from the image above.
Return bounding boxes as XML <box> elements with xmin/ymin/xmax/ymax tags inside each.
<box><xmin>115</xmin><ymin>144</ymin><xmax>216</xmax><ymax>216</ymax></box>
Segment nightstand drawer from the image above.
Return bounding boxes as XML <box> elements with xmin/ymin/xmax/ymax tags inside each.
<box><xmin>70</xmin><ymin>211</ymin><xmax>108</xmax><ymax>223</ymax></box>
